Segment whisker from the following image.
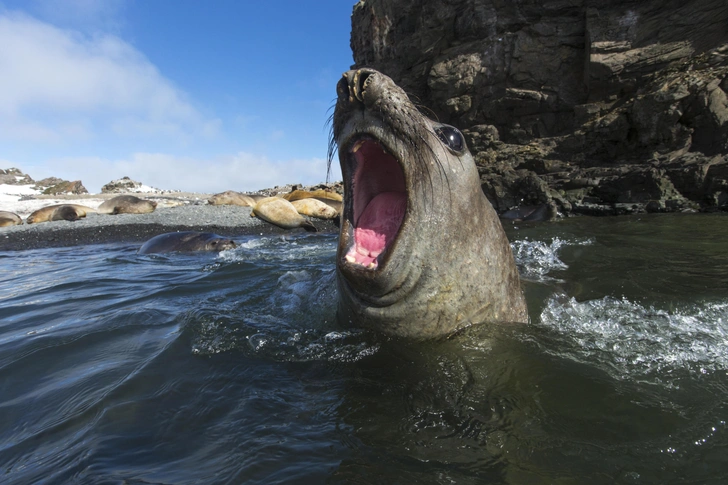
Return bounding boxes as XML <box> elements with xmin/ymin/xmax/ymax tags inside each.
<box><xmin>414</xmin><ymin>103</ymin><xmax>440</xmax><ymax>122</ymax></box>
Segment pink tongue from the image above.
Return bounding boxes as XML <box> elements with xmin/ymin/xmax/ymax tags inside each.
<box><xmin>348</xmin><ymin>192</ymin><xmax>406</xmax><ymax>267</ymax></box>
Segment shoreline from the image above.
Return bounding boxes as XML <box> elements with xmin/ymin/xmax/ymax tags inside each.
<box><xmin>0</xmin><ymin>203</ymin><xmax>338</xmax><ymax>252</ymax></box>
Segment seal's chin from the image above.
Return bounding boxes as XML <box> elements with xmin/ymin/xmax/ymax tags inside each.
<box><xmin>343</xmin><ymin>137</ymin><xmax>407</xmax><ymax>270</ymax></box>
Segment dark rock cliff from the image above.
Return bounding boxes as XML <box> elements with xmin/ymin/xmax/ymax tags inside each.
<box><xmin>349</xmin><ymin>0</ymin><xmax>728</xmax><ymax>215</ymax></box>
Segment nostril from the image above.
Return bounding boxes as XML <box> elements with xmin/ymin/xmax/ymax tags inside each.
<box><xmin>357</xmin><ymin>71</ymin><xmax>371</xmax><ymax>97</ymax></box>
<box><xmin>340</xmin><ymin>69</ymin><xmax>377</xmax><ymax>104</ymax></box>
<box><xmin>336</xmin><ymin>76</ymin><xmax>349</xmax><ymax>102</ymax></box>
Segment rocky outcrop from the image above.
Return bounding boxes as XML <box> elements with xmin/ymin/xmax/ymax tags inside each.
<box><xmin>0</xmin><ymin>168</ymin><xmax>34</xmax><ymax>185</ymax></box>
<box><xmin>34</xmin><ymin>176</ymin><xmax>88</xmax><ymax>195</ymax></box>
<box><xmin>41</xmin><ymin>180</ymin><xmax>88</xmax><ymax>195</ymax></box>
<box><xmin>350</xmin><ymin>0</ymin><xmax>728</xmax><ymax>215</ymax></box>
<box><xmin>1</xmin><ymin>169</ymin><xmax>87</xmax><ymax>195</ymax></box>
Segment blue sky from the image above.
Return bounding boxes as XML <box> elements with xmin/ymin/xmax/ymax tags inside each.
<box><xmin>0</xmin><ymin>0</ymin><xmax>355</xmax><ymax>192</ymax></box>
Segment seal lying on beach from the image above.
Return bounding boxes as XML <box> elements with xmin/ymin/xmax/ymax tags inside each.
<box><xmin>252</xmin><ymin>197</ymin><xmax>317</xmax><ymax>232</ymax></box>
<box><xmin>290</xmin><ymin>198</ymin><xmax>339</xmax><ymax>220</ymax></box>
<box><xmin>208</xmin><ymin>190</ymin><xmax>261</xmax><ymax>207</ymax></box>
<box><xmin>283</xmin><ymin>190</ymin><xmax>342</xmax><ymax>215</ymax></box>
<box><xmin>138</xmin><ymin>231</ymin><xmax>237</xmax><ymax>254</ymax></box>
<box><xmin>0</xmin><ymin>211</ymin><xmax>23</xmax><ymax>227</ymax></box>
<box><xmin>97</xmin><ymin>195</ymin><xmax>157</xmax><ymax>215</ymax></box>
<box><xmin>26</xmin><ymin>204</ymin><xmax>97</xmax><ymax>224</ymax></box>
<box><xmin>331</xmin><ymin>68</ymin><xmax>528</xmax><ymax>338</ymax></box>
<box><xmin>282</xmin><ymin>189</ymin><xmax>342</xmax><ymax>203</ymax></box>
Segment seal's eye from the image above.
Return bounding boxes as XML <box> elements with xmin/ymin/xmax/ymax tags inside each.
<box><xmin>435</xmin><ymin>125</ymin><xmax>465</xmax><ymax>153</ymax></box>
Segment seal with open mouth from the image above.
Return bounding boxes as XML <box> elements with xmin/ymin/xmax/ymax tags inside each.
<box><xmin>331</xmin><ymin>68</ymin><xmax>528</xmax><ymax>338</ymax></box>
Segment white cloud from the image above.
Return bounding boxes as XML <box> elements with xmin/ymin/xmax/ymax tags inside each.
<box><xmin>39</xmin><ymin>152</ymin><xmax>342</xmax><ymax>194</ymax></box>
<box><xmin>0</xmin><ymin>12</ymin><xmax>219</xmax><ymax>143</ymax></box>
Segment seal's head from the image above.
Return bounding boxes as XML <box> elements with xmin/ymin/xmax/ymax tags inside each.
<box><xmin>331</xmin><ymin>68</ymin><xmax>527</xmax><ymax>338</ymax></box>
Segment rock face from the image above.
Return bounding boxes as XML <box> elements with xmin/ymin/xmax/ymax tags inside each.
<box><xmin>350</xmin><ymin>0</ymin><xmax>728</xmax><ymax>215</ymax></box>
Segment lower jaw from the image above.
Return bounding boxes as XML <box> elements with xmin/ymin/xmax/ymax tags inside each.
<box><xmin>344</xmin><ymin>235</ymin><xmax>382</xmax><ymax>269</ymax></box>
<box><xmin>344</xmin><ymin>193</ymin><xmax>407</xmax><ymax>270</ymax></box>
<box><xmin>336</xmin><ymin>247</ymin><xmax>422</xmax><ymax>308</ymax></box>
<box><xmin>340</xmin><ymin>221</ymin><xmax>383</xmax><ymax>271</ymax></box>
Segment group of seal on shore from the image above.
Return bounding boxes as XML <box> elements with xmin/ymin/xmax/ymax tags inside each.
<box><xmin>134</xmin><ymin>188</ymin><xmax>344</xmax><ymax>252</ymax></box>
<box><xmin>0</xmin><ymin>195</ymin><xmax>158</xmax><ymax>226</ymax></box>
<box><xmin>208</xmin><ymin>188</ymin><xmax>342</xmax><ymax>232</ymax></box>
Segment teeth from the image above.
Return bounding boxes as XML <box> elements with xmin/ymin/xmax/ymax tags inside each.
<box><xmin>351</xmin><ymin>140</ymin><xmax>365</xmax><ymax>153</ymax></box>
<box><xmin>344</xmin><ymin>250</ymin><xmax>379</xmax><ymax>270</ymax></box>
<box><xmin>356</xmin><ymin>246</ymin><xmax>369</xmax><ymax>256</ymax></box>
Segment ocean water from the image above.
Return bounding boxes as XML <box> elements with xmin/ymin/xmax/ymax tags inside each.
<box><xmin>1</xmin><ymin>213</ymin><xmax>727</xmax><ymax>484</ymax></box>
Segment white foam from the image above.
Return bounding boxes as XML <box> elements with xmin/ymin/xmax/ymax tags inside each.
<box><xmin>539</xmin><ymin>295</ymin><xmax>728</xmax><ymax>383</ymax></box>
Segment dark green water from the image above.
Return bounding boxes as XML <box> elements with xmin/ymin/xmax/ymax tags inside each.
<box><xmin>1</xmin><ymin>213</ymin><xmax>727</xmax><ymax>484</ymax></box>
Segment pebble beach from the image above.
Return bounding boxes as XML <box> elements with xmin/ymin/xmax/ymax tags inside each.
<box><xmin>0</xmin><ymin>187</ymin><xmax>338</xmax><ymax>252</ymax></box>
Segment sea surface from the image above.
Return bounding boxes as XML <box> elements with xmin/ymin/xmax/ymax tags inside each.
<box><xmin>1</xmin><ymin>213</ymin><xmax>727</xmax><ymax>484</ymax></box>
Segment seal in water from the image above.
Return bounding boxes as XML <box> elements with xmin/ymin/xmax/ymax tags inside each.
<box><xmin>26</xmin><ymin>204</ymin><xmax>97</xmax><ymax>224</ymax></box>
<box><xmin>97</xmin><ymin>195</ymin><xmax>157</xmax><ymax>215</ymax></box>
<box><xmin>252</xmin><ymin>197</ymin><xmax>317</xmax><ymax>232</ymax></box>
<box><xmin>500</xmin><ymin>202</ymin><xmax>558</xmax><ymax>223</ymax></box>
<box><xmin>331</xmin><ymin>68</ymin><xmax>528</xmax><ymax>338</ymax></box>
<box><xmin>0</xmin><ymin>211</ymin><xmax>23</xmax><ymax>227</ymax></box>
<box><xmin>138</xmin><ymin>231</ymin><xmax>237</xmax><ymax>254</ymax></box>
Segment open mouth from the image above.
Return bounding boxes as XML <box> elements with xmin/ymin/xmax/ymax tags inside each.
<box><xmin>344</xmin><ymin>137</ymin><xmax>407</xmax><ymax>270</ymax></box>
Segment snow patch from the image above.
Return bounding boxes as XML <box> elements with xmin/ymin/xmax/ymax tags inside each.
<box><xmin>0</xmin><ymin>184</ymin><xmax>103</xmax><ymax>218</ymax></box>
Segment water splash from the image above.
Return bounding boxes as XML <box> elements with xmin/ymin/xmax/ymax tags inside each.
<box><xmin>511</xmin><ymin>237</ymin><xmax>592</xmax><ymax>282</ymax></box>
<box><xmin>539</xmin><ymin>295</ymin><xmax>728</xmax><ymax>383</ymax></box>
